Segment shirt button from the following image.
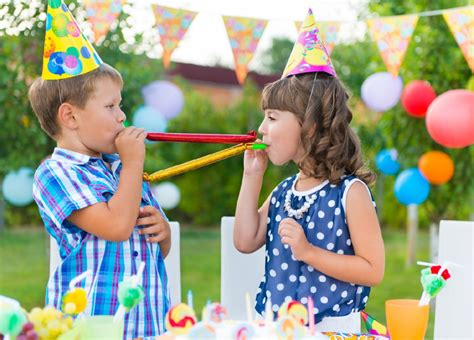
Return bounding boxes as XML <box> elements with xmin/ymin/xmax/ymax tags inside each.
<box><xmin>133</xmin><ymin>251</ymin><xmax>139</xmax><ymax>257</ymax></box>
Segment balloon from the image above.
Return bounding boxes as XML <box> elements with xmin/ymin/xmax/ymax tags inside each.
<box><xmin>375</xmin><ymin>149</ymin><xmax>400</xmax><ymax>175</ymax></box>
<box><xmin>418</xmin><ymin>151</ymin><xmax>454</xmax><ymax>185</ymax></box>
<box><xmin>152</xmin><ymin>182</ymin><xmax>180</xmax><ymax>209</ymax></box>
<box><xmin>142</xmin><ymin>81</ymin><xmax>184</xmax><ymax>120</ymax></box>
<box><xmin>394</xmin><ymin>168</ymin><xmax>430</xmax><ymax>205</ymax></box>
<box><xmin>2</xmin><ymin>167</ymin><xmax>34</xmax><ymax>206</ymax></box>
<box><xmin>426</xmin><ymin>90</ymin><xmax>474</xmax><ymax>148</ymax></box>
<box><xmin>361</xmin><ymin>72</ymin><xmax>403</xmax><ymax>112</ymax></box>
<box><xmin>401</xmin><ymin>80</ymin><xmax>436</xmax><ymax>118</ymax></box>
<box><xmin>132</xmin><ymin>106</ymin><xmax>167</xmax><ymax>132</ymax></box>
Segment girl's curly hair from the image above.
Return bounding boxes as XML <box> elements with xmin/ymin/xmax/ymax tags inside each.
<box><xmin>261</xmin><ymin>72</ymin><xmax>375</xmax><ymax>186</ymax></box>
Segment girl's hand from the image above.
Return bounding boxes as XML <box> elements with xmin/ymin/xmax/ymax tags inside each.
<box><xmin>243</xmin><ymin>139</ymin><xmax>268</xmax><ymax>176</ymax></box>
<box><xmin>137</xmin><ymin>206</ymin><xmax>170</xmax><ymax>243</ymax></box>
<box><xmin>278</xmin><ymin>218</ymin><xmax>311</xmax><ymax>261</ymax></box>
<box><xmin>115</xmin><ymin>126</ymin><xmax>146</xmax><ymax>167</ymax></box>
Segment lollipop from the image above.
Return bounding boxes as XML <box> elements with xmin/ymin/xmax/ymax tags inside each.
<box><xmin>205</xmin><ymin>303</ymin><xmax>227</xmax><ymax>324</ymax></box>
<box><xmin>61</xmin><ymin>270</ymin><xmax>91</xmax><ymax>315</ymax></box>
<box><xmin>275</xmin><ymin>316</ymin><xmax>306</xmax><ymax>340</ymax></box>
<box><xmin>0</xmin><ymin>296</ymin><xmax>28</xmax><ymax>339</ymax></box>
<box><xmin>418</xmin><ymin>261</ymin><xmax>460</xmax><ymax>306</ymax></box>
<box><xmin>114</xmin><ymin>262</ymin><xmax>146</xmax><ymax>322</ymax></box>
<box><xmin>165</xmin><ymin>303</ymin><xmax>197</xmax><ymax>335</ymax></box>
<box><xmin>277</xmin><ymin>301</ymin><xmax>308</xmax><ymax>326</ymax></box>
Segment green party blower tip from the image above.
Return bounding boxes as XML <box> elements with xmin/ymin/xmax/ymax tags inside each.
<box><xmin>251</xmin><ymin>143</ymin><xmax>267</xmax><ymax>150</ymax></box>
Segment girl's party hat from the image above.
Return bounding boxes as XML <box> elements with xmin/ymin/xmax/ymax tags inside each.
<box><xmin>281</xmin><ymin>8</ymin><xmax>336</xmax><ymax>78</ymax></box>
<box><xmin>42</xmin><ymin>0</ymin><xmax>103</xmax><ymax>80</ymax></box>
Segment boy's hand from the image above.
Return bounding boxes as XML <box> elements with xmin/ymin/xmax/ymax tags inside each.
<box><xmin>115</xmin><ymin>127</ymin><xmax>146</xmax><ymax>167</ymax></box>
<box><xmin>137</xmin><ymin>205</ymin><xmax>170</xmax><ymax>244</ymax></box>
<box><xmin>278</xmin><ymin>218</ymin><xmax>311</xmax><ymax>261</ymax></box>
<box><xmin>243</xmin><ymin>139</ymin><xmax>268</xmax><ymax>177</ymax></box>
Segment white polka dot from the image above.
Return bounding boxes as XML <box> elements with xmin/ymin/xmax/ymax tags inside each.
<box><xmin>270</xmin><ymin>269</ymin><xmax>276</xmax><ymax>277</ymax></box>
<box><xmin>266</xmin><ymin>255</ymin><xmax>270</xmax><ymax>262</ymax></box>
<box><xmin>310</xmin><ymin>286</ymin><xmax>317</xmax><ymax>294</ymax></box>
<box><xmin>335</xmin><ymin>208</ymin><xmax>341</xmax><ymax>215</ymax></box>
<box><xmin>289</xmin><ymin>275</ymin><xmax>297</xmax><ymax>282</ymax></box>
<box><xmin>319</xmin><ymin>190</ymin><xmax>326</xmax><ymax>197</ymax></box>
<box><xmin>257</xmin><ymin>288</ymin><xmax>262</xmax><ymax>293</ymax></box>
<box><xmin>299</xmin><ymin>276</ymin><xmax>307</xmax><ymax>283</ymax></box>
<box><xmin>291</xmin><ymin>255</ymin><xmax>297</xmax><ymax>261</ymax></box>
<box><xmin>300</xmin><ymin>297</ymin><xmax>308</xmax><ymax>304</ymax></box>
<box><xmin>363</xmin><ymin>296</ymin><xmax>368</xmax><ymax>303</ymax></box>
<box><xmin>341</xmin><ymin>291</ymin><xmax>348</xmax><ymax>298</ymax></box>
<box><xmin>337</xmin><ymin>249</ymin><xmax>344</xmax><ymax>254</ymax></box>
<box><xmin>327</xmin><ymin>243</ymin><xmax>335</xmax><ymax>250</ymax></box>
<box><xmin>283</xmin><ymin>182</ymin><xmax>288</xmax><ymax>188</ymax></box>
<box><xmin>281</xmin><ymin>263</ymin><xmax>288</xmax><ymax>270</ymax></box>
<box><xmin>320</xmin><ymin>296</ymin><xmax>328</xmax><ymax>304</ymax></box>
<box><xmin>319</xmin><ymin>275</ymin><xmax>326</xmax><ymax>282</ymax></box>
<box><xmin>330</xmin><ymin>284</ymin><xmax>337</xmax><ymax>292</ymax></box>
<box><xmin>357</xmin><ymin>287</ymin><xmax>363</xmax><ymax>294</ymax></box>
<box><xmin>328</xmin><ymin>200</ymin><xmax>335</xmax><ymax>207</ymax></box>
<box><xmin>275</xmin><ymin>215</ymin><xmax>282</xmax><ymax>222</ymax></box>
<box><xmin>317</xmin><ymin>232</ymin><xmax>324</xmax><ymax>240</ymax></box>
<box><xmin>271</xmin><ymin>197</ymin><xmax>276</xmax><ymax>204</ymax></box>
<box><xmin>306</xmin><ymin>216</ymin><xmax>311</xmax><ymax>222</ymax></box>
<box><xmin>331</xmin><ymin>184</ymin><xmax>337</xmax><ymax>188</ymax></box>
<box><xmin>276</xmin><ymin>201</ymin><xmax>280</xmax><ymax>208</ymax></box>
<box><xmin>267</xmin><ymin>217</ymin><xmax>271</xmax><ymax>224</ymax></box>
<box><xmin>347</xmin><ymin>300</ymin><xmax>354</xmax><ymax>305</ymax></box>
<box><xmin>283</xmin><ymin>244</ymin><xmax>289</xmax><ymax>249</ymax></box>
<box><xmin>262</xmin><ymin>297</ymin><xmax>266</xmax><ymax>303</ymax></box>
<box><xmin>344</xmin><ymin>179</ymin><xmax>350</xmax><ymax>186</ymax></box>
<box><xmin>313</xmin><ymin>307</ymin><xmax>319</xmax><ymax>314</ymax></box>
<box><xmin>273</xmin><ymin>248</ymin><xmax>280</xmax><ymax>256</ymax></box>
<box><xmin>327</xmin><ymin>221</ymin><xmax>334</xmax><ymax>229</ymax></box>
<box><xmin>333</xmin><ymin>304</ymin><xmax>340</xmax><ymax>311</ymax></box>
<box><xmin>308</xmin><ymin>222</ymin><xmax>315</xmax><ymax>229</ymax></box>
<box><xmin>266</xmin><ymin>290</ymin><xmax>272</xmax><ymax>298</ymax></box>
<box><xmin>277</xmin><ymin>283</ymin><xmax>284</xmax><ymax>291</ymax></box>
<box><xmin>269</xmin><ymin>234</ymin><xmax>273</xmax><ymax>242</ymax></box>
<box><xmin>284</xmin><ymin>296</ymin><xmax>292</xmax><ymax>302</ymax></box>
<box><xmin>336</xmin><ymin>229</ymin><xmax>343</xmax><ymax>237</ymax></box>
<box><xmin>272</xmin><ymin>304</ymin><xmax>279</xmax><ymax>312</ymax></box>
<box><xmin>346</xmin><ymin>239</ymin><xmax>352</xmax><ymax>246</ymax></box>
<box><xmin>318</xmin><ymin>210</ymin><xmax>325</xmax><ymax>218</ymax></box>
<box><xmin>307</xmin><ymin>265</ymin><xmax>314</xmax><ymax>272</ymax></box>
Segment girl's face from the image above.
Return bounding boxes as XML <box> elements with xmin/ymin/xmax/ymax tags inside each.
<box><xmin>258</xmin><ymin>109</ymin><xmax>305</xmax><ymax>165</ymax></box>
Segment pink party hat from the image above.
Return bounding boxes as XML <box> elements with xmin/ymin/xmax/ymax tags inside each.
<box><xmin>282</xmin><ymin>9</ymin><xmax>336</xmax><ymax>78</ymax></box>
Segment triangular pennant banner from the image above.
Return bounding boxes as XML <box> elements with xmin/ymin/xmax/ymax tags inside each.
<box><xmin>152</xmin><ymin>5</ymin><xmax>197</xmax><ymax>68</ymax></box>
<box><xmin>222</xmin><ymin>16</ymin><xmax>268</xmax><ymax>84</ymax></box>
<box><xmin>83</xmin><ymin>0</ymin><xmax>125</xmax><ymax>44</ymax></box>
<box><xmin>367</xmin><ymin>14</ymin><xmax>419</xmax><ymax>76</ymax></box>
<box><xmin>443</xmin><ymin>6</ymin><xmax>474</xmax><ymax>72</ymax></box>
<box><xmin>294</xmin><ymin>20</ymin><xmax>340</xmax><ymax>55</ymax></box>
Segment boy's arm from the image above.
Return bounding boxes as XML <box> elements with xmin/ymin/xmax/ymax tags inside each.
<box><xmin>68</xmin><ymin>127</ymin><xmax>146</xmax><ymax>242</ymax></box>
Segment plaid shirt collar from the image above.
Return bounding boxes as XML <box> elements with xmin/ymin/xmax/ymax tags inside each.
<box><xmin>52</xmin><ymin>147</ymin><xmax>119</xmax><ymax>165</ymax></box>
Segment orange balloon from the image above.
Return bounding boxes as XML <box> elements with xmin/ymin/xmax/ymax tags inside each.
<box><xmin>418</xmin><ymin>151</ymin><xmax>454</xmax><ymax>185</ymax></box>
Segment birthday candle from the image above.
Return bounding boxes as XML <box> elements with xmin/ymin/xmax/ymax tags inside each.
<box><xmin>307</xmin><ymin>296</ymin><xmax>315</xmax><ymax>335</ymax></box>
<box><xmin>146</xmin><ymin>131</ymin><xmax>257</xmax><ymax>143</ymax></box>
<box><xmin>265</xmin><ymin>298</ymin><xmax>273</xmax><ymax>325</ymax></box>
<box><xmin>245</xmin><ymin>293</ymin><xmax>253</xmax><ymax>323</ymax></box>
<box><xmin>187</xmin><ymin>290</ymin><xmax>194</xmax><ymax>309</ymax></box>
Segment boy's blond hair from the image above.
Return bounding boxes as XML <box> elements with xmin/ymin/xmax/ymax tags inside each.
<box><xmin>28</xmin><ymin>63</ymin><xmax>123</xmax><ymax>139</ymax></box>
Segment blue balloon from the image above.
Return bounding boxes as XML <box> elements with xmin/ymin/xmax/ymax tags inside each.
<box><xmin>375</xmin><ymin>149</ymin><xmax>400</xmax><ymax>175</ymax></box>
<box><xmin>132</xmin><ymin>105</ymin><xmax>167</xmax><ymax>133</ymax></box>
<box><xmin>394</xmin><ymin>168</ymin><xmax>430</xmax><ymax>205</ymax></box>
<box><xmin>142</xmin><ymin>81</ymin><xmax>184</xmax><ymax>120</ymax></box>
<box><xmin>361</xmin><ymin>72</ymin><xmax>403</xmax><ymax>112</ymax></box>
<box><xmin>2</xmin><ymin>167</ymin><xmax>34</xmax><ymax>206</ymax></box>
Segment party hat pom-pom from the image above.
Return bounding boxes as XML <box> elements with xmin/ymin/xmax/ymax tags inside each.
<box><xmin>420</xmin><ymin>267</ymin><xmax>447</xmax><ymax>297</ymax></box>
<box><xmin>277</xmin><ymin>300</ymin><xmax>308</xmax><ymax>325</ymax></box>
<box><xmin>275</xmin><ymin>316</ymin><xmax>306</xmax><ymax>339</ymax></box>
<box><xmin>165</xmin><ymin>303</ymin><xmax>197</xmax><ymax>335</ymax></box>
<box><xmin>118</xmin><ymin>280</ymin><xmax>145</xmax><ymax>312</ymax></box>
<box><xmin>0</xmin><ymin>308</ymin><xmax>28</xmax><ymax>337</ymax></box>
<box><xmin>61</xmin><ymin>288</ymin><xmax>87</xmax><ymax>315</ymax></box>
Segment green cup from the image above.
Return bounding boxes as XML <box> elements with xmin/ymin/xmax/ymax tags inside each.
<box><xmin>81</xmin><ymin>315</ymin><xmax>124</xmax><ymax>340</ymax></box>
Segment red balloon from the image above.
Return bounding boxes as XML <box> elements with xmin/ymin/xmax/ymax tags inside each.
<box><xmin>426</xmin><ymin>89</ymin><xmax>474</xmax><ymax>148</ymax></box>
<box><xmin>401</xmin><ymin>80</ymin><xmax>436</xmax><ymax>117</ymax></box>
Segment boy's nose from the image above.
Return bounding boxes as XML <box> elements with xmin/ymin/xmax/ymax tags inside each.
<box><xmin>117</xmin><ymin>109</ymin><xmax>126</xmax><ymax>123</ymax></box>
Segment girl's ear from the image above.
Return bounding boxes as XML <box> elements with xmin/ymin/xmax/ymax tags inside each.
<box><xmin>308</xmin><ymin>123</ymin><xmax>317</xmax><ymax>138</ymax></box>
<box><xmin>57</xmin><ymin>103</ymin><xmax>78</xmax><ymax>130</ymax></box>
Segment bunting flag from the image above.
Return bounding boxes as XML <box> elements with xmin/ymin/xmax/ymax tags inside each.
<box><xmin>222</xmin><ymin>16</ymin><xmax>268</xmax><ymax>84</ymax></box>
<box><xmin>367</xmin><ymin>14</ymin><xmax>419</xmax><ymax>76</ymax></box>
<box><xmin>442</xmin><ymin>6</ymin><xmax>474</xmax><ymax>72</ymax></box>
<box><xmin>83</xmin><ymin>0</ymin><xmax>125</xmax><ymax>44</ymax></box>
<box><xmin>152</xmin><ymin>5</ymin><xmax>197</xmax><ymax>68</ymax></box>
<box><xmin>294</xmin><ymin>20</ymin><xmax>340</xmax><ymax>55</ymax></box>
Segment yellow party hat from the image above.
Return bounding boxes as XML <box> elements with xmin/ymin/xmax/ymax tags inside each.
<box><xmin>282</xmin><ymin>9</ymin><xmax>336</xmax><ymax>78</ymax></box>
<box><xmin>42</xmin><ymin>0</ymin><xmax>102</xmax><ymax>80</ymax></box>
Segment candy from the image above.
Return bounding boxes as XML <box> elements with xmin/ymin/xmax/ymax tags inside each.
<box><xmin>165</xmin><ymin>303</ymin><xmax>197</xmax><ymax>335</ymax></box>
<box><xmin>277</xmin><ymin>300</ymin><xmax>308</xmax><ymax>326</ymax></box>
<box><xmin>61</xmin><ymin>288</ymin><xmax>87</xmax><ymax>315</ymax></box>
<box><xmin>117</xmin><ymin>280</ymin><xmax>145</xmax><ymax>312</ymax></box>
<box><xmin>205</xmin><ymin>303</ymin><xmax>227</xmax><ymax>324</ymax></box>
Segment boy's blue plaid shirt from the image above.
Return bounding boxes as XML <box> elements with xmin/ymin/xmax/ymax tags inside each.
<box><xmin>33</xmin><ymin>147</ymin><xmax>170</xmax><ymax>339</ymax></box>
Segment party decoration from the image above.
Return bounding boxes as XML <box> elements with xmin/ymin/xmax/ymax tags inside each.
<box><xmin>360</xmin><ymin>310</ymin><xmax>389</xmax><ymax>336</ymax></box>
<box><xmin>283</xmin><ymin>9</ymin><xmax>336</xmax><ymax>78</ymax></box>
<box><xmin>394</xmin><ymin>168</ymin><xmax>430</xmax><ymax>205</ymax></box>
<box><xmin>401</xmin><ymin>80</ymin><xmax>436</xmax><ymax>118</ymax></box>
<box><xmin>147</xmin><ymin>131</ymin><xmax>257</xmax><ymax>144</ymax></box>
<box><xmin>205</xmin><ymin>303</ymin><xmax>227</xmax><ymax>324</ymax></box>
<box><xmin>222</xmin><ymin>16</ymin><xmax>267</xmax><ymax>84</ymax></box>
<box><xmin>142</xmin><ymin>81</ymin><xmax>184</xmax><ymax>120</ymax></box>
<box><xmin>114</xmin><ymin>262</ymin><xmax>145</xmax><ymax>322</ymax></box>
<box><xmin>2</xmin><ymin>167</ymin><xmax>34</xmax><ymax>206</ymax></box>
<box><xmin>83</xmin><ymin>0</ymin><xmax>125</xmax><ymax>44</ymax></box>
<box><xmin>294</xmin><ymin>21</ymin><xmax>341</xmax><ymax>55</ymax></box>
<box><xmin>426</xmin><ymin>89</ymin><xmax>474</xmax><ymax>148</ymax></box>
<box><xmin>443</xmin><ymin>6</ymin><xmax>474</xmax><ymax>72</ymax></box>
<box><xmin>152</xmin><ymin>5</ymin><xmax>197</xmax><ymax>68</ymax></box>
<box><xmin>325</xmin><ymin>332</ymin><xmax>386</xmax><ymax>340</ymax></box>
<box><xmin>0</xmin><ymin>296</ymin><xmax>28</xmax><ymax>338</ymax></box>
<box><xmin>165</xmin><ymin>303</ymin><xmax>197</xmax><ymax>335</ymax></box>
<box><xmin>61</xmin><ymin>270</ymin><xmax>90</xmax><ymax>315</ymax></box>
<box><xmin>277</xmin><ymin>300</ymin><xmax>308</xmax><ymax>326</ymax></box>
<box><xmin>132</xmin><ymin>106</ymin><xmax>167</xmax><ymax>133</ymax></box>
<box><xmin>361</xmin><ymin>72</ymin><xmax>403</xmax><ymax>112</ymax></box>
<box><xmin>275</xmin><ymin>316</ymin><xmax>306</xmax><ymax>339</ymax></box>
<box><xmin>417</xmin><ymin>260</ymin><xmax>460</xmax><ymax>306</ymax></box>
<box><xmin>367</xmin><ymin>14</ymin><xmax>419</xmax><ymax>76</ymax></box>
<box><xmin>42</xmin><ymin>0</ymin><xmax>102</xmax><ymax>80</ymax></box>
<box><xmin>375</xmin><ymin>149</ymin><xmax>400</xmax><ymax>175</ymax></box>
<box><xmin>230</xmin><ymin>322</ymin><xmax>256</xmax><ymax>339</ymax></box>
<box><xmin>151</xmin><ymin>182</ymin><xmax>181</xmax><ymax>210</ymax></box>
<box><xmin>143</xmin><ymin>143</ymin><xmax>267</xmax><ymax>182</ymax></box>
<box><xmin>418</xmin><ymin>151</ymin><xmax>454</xmax><ymax>185</ymax></box>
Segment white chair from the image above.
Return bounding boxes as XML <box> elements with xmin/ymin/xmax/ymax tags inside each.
<box><xmin>49</xmin><ymin>222</ymin><xmax>182</xmax><ymax>305</ymax></box>
<box><xmin>220</xmin><ymin>216</ymin><xmax>265</xmax><ymax>320</ymax></box>
<box><xmin>434</xmin><ymin>220</ymin><xmax>473</xmax><ymax>340</ymax></box>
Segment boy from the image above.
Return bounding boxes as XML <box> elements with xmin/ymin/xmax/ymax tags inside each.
<box><xmin>29</xmin><ymin>1</ymin><xmax>170</xmax><ymax>338</ymax></box>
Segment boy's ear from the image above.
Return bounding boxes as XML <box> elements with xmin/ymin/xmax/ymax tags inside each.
<box><xmin>57</xmin><ymin>102</ymin><xmax>78</xmax><ymax>129</ymax></box>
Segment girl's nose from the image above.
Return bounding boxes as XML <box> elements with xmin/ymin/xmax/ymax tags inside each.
<box><xmin>258</xmin><ymin>119</ymin><xmax>267</xmax><ymax>135</ymax></box>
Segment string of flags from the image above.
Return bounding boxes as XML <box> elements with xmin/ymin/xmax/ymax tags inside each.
<box><xmin>79</xmin><ymin>1</ymin><xmax>473</xmax><ymax>83</ymax></box>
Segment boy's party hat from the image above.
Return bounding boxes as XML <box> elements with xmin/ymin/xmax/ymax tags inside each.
<box><xmin>282</xmin><ymin>9</ymin><xmax>336</xmax><ymax>78</ymax></box>
<box><xmin>42</xmin><ymin>0</ymin><xmax>103</xmax><ymax>80</ymax></box>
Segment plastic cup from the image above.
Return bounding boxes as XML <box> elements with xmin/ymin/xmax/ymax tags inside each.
<box><xmin>385</xmin><ymin>299</ymin><xmax>429</xmax><ymax>340</ymax></box>
<box><xmin>81</xmin><ymin>315</ymin><xmax>124</xmax><ymax>340</ymax></box>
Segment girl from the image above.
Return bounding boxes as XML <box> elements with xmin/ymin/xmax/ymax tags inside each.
<box><xmin>234</xmin><ymin>10</ymin><xmax>384</xmax><ymax>333</ymax></box>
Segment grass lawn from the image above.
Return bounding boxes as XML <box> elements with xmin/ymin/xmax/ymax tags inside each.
<box><xmin>0</xmin><ymin>226</ymin><xmax>434</xmax><ymax>338</ymax></box>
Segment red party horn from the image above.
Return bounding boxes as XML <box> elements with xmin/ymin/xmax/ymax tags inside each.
<box><xmin>146</xmin><ymin>131</ymin><xmax>257</xmax><ymax>144</ymax></box>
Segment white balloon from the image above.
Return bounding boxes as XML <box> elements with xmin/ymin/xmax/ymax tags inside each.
<box><xmin>152</xmin><ymin>182</ymin><xmax>181</xmax><ymax>210</ymax></box>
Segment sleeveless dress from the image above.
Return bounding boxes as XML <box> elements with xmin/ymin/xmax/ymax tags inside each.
<box><xmin>255</xmin><ymin>174</ymin><xmax>374</xmax><ymax>323</ymax></box>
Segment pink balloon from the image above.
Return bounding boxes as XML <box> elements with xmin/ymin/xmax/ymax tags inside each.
<box><xmin>401</xmin><ymin>80</ymin><xmax>436</xmax><ymax>118</ymax></box>
<box><xmin>426</xmin><ymin>89</ymin><xmax>474</xmax><ymax>148</ymax></box>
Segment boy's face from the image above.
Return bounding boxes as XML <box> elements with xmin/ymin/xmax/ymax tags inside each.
<box><xmin>74</xmin><ymin>77</ymin><xmax>125</xmax><ymax>156</ymax></box>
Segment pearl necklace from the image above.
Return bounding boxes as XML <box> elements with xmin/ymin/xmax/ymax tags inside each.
<box><xmin>283</xmin><ymin>189</ymin><xmax>316</xmax><ymax>219</ymax></box>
